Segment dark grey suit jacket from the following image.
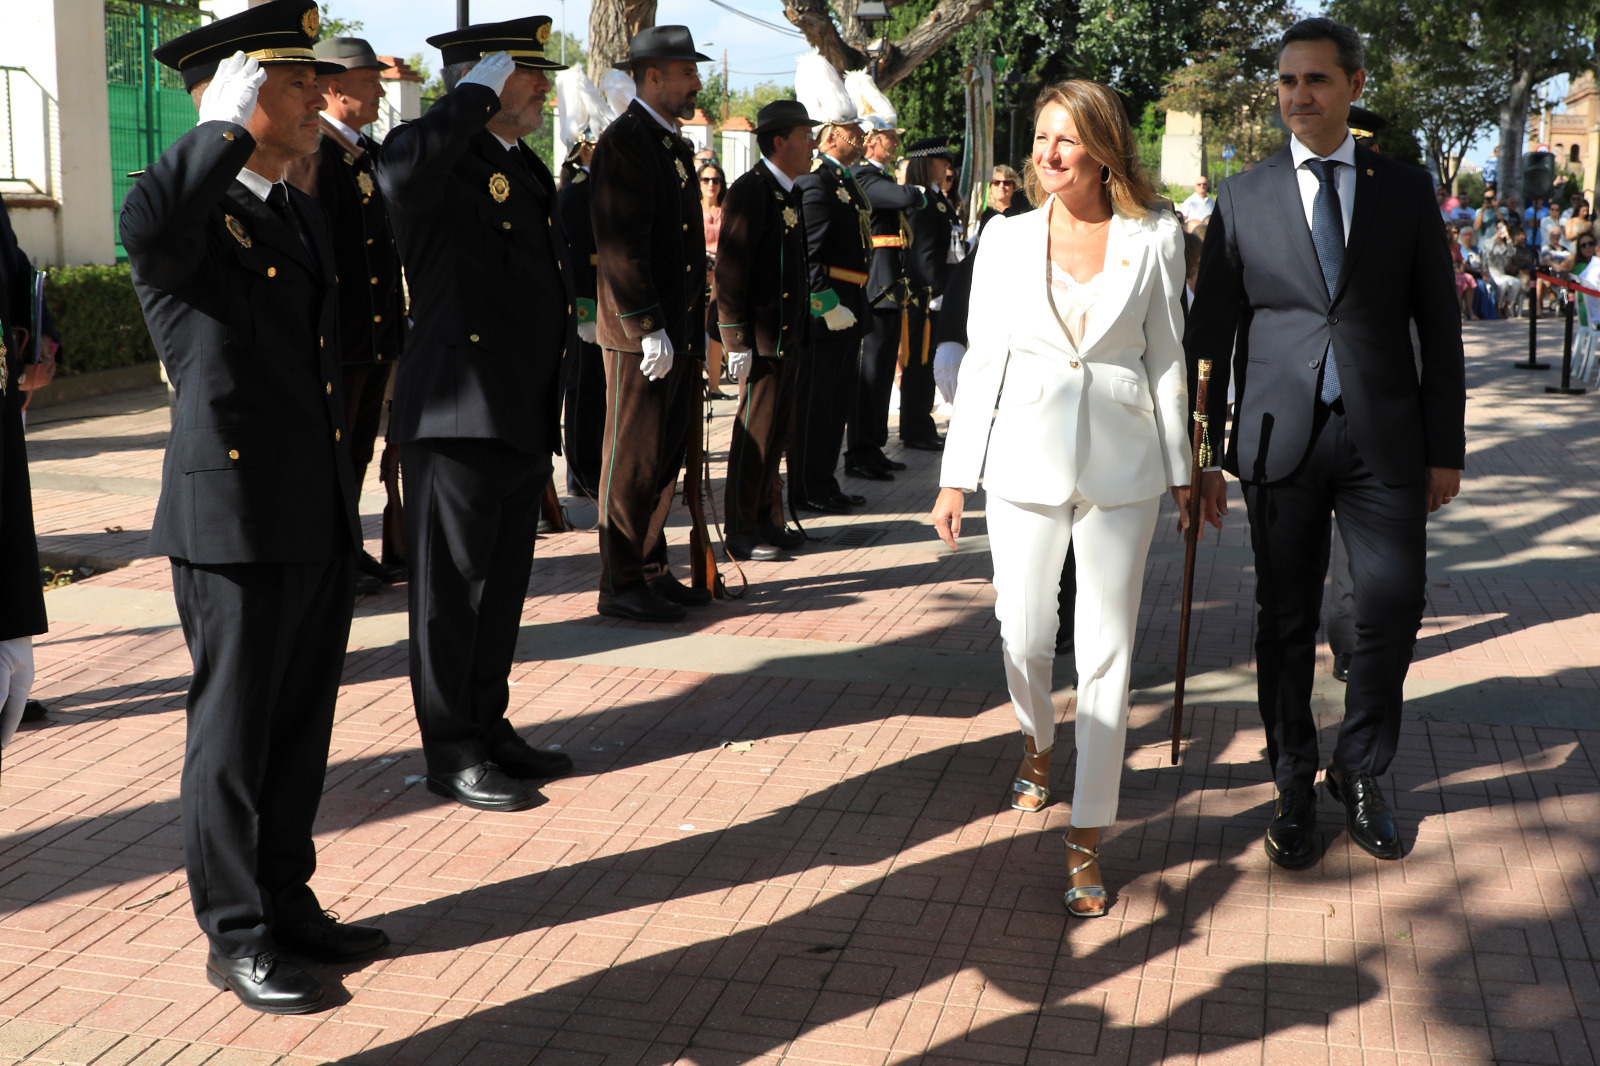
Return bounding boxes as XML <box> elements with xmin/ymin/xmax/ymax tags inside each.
<box><xmin>1185</xmin><ymin>143</ymin><xmax>1464</xmax><ymax>486</ymax></box>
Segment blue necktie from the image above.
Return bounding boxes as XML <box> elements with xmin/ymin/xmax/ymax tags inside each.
<box><xmin>1306</xmin><ymin>158</ymin><xmax>1343</xmax><ymax>405</ymax></box>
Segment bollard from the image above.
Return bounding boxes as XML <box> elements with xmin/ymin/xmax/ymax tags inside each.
<box><xmin>1515</xmin><ymin>278</ymin><xmax>1550</xmax><ymax>369</ymax></box>
<box><xmin>1545</xmin><ymin>293</ymin><xmax>1587</xmax><ymax>395</ymax></box>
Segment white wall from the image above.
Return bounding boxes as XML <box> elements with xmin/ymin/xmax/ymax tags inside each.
<box><xmin>1160</xmin><ymin>111</ymin><xmax>1204</xmax><ymax>189</ymax></box>
<box><xmin>721</xmin><ymin>130</ymin><xmax>754</xmax><ymax>179</ymax></box>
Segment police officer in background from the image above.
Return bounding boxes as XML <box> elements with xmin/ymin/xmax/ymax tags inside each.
<box><xmin>715</xmin><ymin>100</ymin><xmax>815</xmax><ymax>561</ymax></box>
<box><xmin>558</xmin><ymin>128</ymin><xmax>604</xmax><ymax>499</ymax></box>
<box><xmin>376</xmin><ymin>18</ymin><xmax>575</xmax><ymax>813</ymax></box>
<box><xmin>789</xmin><ymin>115</ymin><xmax>871</xmax><ymax>515</ymax></box>
<box><xmin>847</xmin><ymin>115</ymin><xmax>925</xmax><ymax>481</ymax></box>
<box><xmin>590</xmin><ymin>26</ymin><xmax>712</xmax><ymax>623</ymax></box>
<box><xmin>900</xmin><ymin>136</ymin><xmax>961</xmax><ymax>450</ymax></box>
<box><xmin>122</xmin><ymin>0</ymin><xmax>386</xmax><ymax>1014</ymax></box>
<box><xmin>285</xmin><ymin>36</ymin><xmax>406</xmax><ymax>594</ymax></box>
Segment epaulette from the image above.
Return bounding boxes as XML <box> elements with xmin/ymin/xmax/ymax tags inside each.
<box><xmin>810</xmin><ymin>157</ymin><xmax>828</xmax><ymax>173</ymax></box>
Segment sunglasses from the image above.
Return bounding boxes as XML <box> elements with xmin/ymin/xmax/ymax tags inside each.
<box><xmin>699</xmin><ymin>176</ymin><xmax>722</xmax><ymax>184</ymax></box>
<box><xmin>989</xmin><ymin>179</ymin><xmax>1015</xmax><ymax>187</ymax></box>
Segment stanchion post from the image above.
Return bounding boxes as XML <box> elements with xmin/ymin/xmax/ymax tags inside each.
<box><xmin>1517</xmin><ymin>277</ymin><xmax>1549</xmax><ymax>369</ymax></box>
<box><xmin>1546</xmin><ymin>292</ymin><xmax>1587</xmax><ymax>395</ymax></box>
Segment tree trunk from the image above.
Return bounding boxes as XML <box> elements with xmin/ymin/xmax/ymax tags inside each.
<box><xmin>782</xmin><ymin>0</ymin><xmax>991</xmax><ymax>89</ymax></box>
<box><xmin>1495</xmin><ymin>54</ymin><xmax>1535</xmax><ymax>205</ymax></box>
<box><xmin>588</xmin><ymin>0</ymin><xmax>657</xmax><ymax>84</ymax></box>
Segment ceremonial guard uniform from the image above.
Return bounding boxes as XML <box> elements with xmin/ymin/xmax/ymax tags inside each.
<box><xmin>901</xmin><ymin>136</ymin><xmax>962</xmax><ymax>448</ymax></box>
<box><xmin>122</xmin><ymin>0</ymin><xmax>386</xmax><ymax>1015</ymax></box>
<box><xmin>590</xmin><ymin>26</ymin><xmax>712</xmax><ymax>622</ymax></box>
<box><xmin>557</xmin><ymin>130</ymin><xmax>604</xmax><ymax>498</ymax></box>
<box><xmin>376</xmin><ymin>18</ymin><xmax>575</xmax><ymax>812</ymax></box>
<box><xmin>847</xmin><ymin>124</ymin><xmax>924</xmax><ymax>479</ymax></box>
<box><xmin>284</xmin><ymin>37</ymin><xmax>406</xmax><ymax>585</ymax></box>
<box><xmin>715</xmin><ymin>101</ymin><xmax>814</xmax><ymax>560</ymax></box>
<box><xmin>790</xmin><ymin>134</ymin><xmax>872</xmax><ymax>513</ymax></box>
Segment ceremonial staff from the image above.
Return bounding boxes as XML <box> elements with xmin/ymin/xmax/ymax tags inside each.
<box><xmin>1171</xmin><ymin>358</ymin><xmax>1212</xmax><ymax>763</ymax></box>
<box><xmin>685</xmin><ymin>384</ymin><xmax>726</xmax><ymax>597</ymax></box>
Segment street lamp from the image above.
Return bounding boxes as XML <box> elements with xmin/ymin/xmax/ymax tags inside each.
<box><xmin>856</xmin><ymin>0</ymin><xmax>891</xmax><ymax>79</ymax></box>
<box><xmin>1003</xmin><ymin>68</ymin><xmax>1023</xmax><ymax>168</ymax></box>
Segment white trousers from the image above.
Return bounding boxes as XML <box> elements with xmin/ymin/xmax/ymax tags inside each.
<box><xmin>986</xmin><ymin>491</ymin><xmax>1161</xmax><ymax>828</ymax></box>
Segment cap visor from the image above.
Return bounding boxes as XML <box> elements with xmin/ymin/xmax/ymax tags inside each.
<box><xmin>513</xmin><ymin>56</ymin><xmax>567</xmax><ymax>70</ymax></box>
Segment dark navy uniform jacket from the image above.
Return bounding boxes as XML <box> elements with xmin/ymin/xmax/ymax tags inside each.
<box><xmin>376</xmin><ymin>84</ymin><xmax>573</xmax><ymax>454</ymax></box>
<box><xmin>121</xmin><ymin>120</ymin><xmax>360</xmax><ymax>565</ymax></box>
<box><xmin>0</xmin><ymin>200</ymin><xmax>48</xmax><ymax>641</ymax></box>
<box><xmin>851</xmin><ymin>159</ymin><xmax>925</xmax><ymax>309</ymax></box>
<box><xmin>793</xmin><ymin>155</ymin><xmax>871</xmax><ymax>321</ymax></box>
<box><xmin>907</xmin><ymin>186</ymin><xmax>960</xmax><ymax>299</ymax></box>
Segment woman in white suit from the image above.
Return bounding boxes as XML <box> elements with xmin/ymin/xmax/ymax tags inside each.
<box><xmin>930</xmin><ymin>80</ymin><xmax>1193</xmax><ymax>917</ymax></box>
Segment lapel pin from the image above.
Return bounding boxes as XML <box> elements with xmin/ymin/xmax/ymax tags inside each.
<box><xmin>1121</xmin><ymin>259</ymin><xmax>1129</xmax><ymax>266</ymax></box>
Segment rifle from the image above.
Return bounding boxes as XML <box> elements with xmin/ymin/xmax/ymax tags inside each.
<box><xmin>684</xmin><ymin>372</ymin><xmax>725</xmax><ymax>598</ymax></box>
<box><xmin>1171</xmin><ymin>358</ymin><xmax>1212</xmax><ymax>764</ymax></box>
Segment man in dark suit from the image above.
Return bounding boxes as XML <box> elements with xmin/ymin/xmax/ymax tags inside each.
<box><xmin>715</xmin><ymin>101</ymin><xmax>815</xmax><ymax>562</ymax></box>
<box><xmin>847</xmin><ymin>116</ymin><xmax>925</xmax><ymax>481</ymax></box>
<box><xmin>901</xmin><ymin>136</ymin><xmax>961</xmax><ymax>451</ymax></box>
<box><xmin>376</xmin><ymin>18</ymin><xmax>575</xmax><ymax>813</ymax></box>
<box><xmin>1186</xmin><ymin>17</ymin><xmax>1465</xmax><ymax>869</ymax></box>
<box><xmin>121</xmin><ymin>0</ymin><xmax>387</xmax><ymax>1014</ymax></box>
<box><xmin>790</xmin><ymin>118</ymin><xmax>871</xmax><ymax>515</ymax></box>
<box><xmin>557</xmin><ymin>130</ymin><xmax>603</xmax><ymax>499</ymax></box>
<box><xmin>590</xmin><ymin>26</ymin><xmax>711</xmax><ymax>623</ymax></box>
<box><xmin>284</xmin><ymin>36</ymin><xmax>406</xmax><ymax>594</ymax></box>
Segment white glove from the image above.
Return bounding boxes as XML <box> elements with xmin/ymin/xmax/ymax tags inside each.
<box><xmin>457</xmin><ymin>51</ymin><xmax>515</xmax><ymax>97</ymax></box>
<box><xmin>933</xmin><ymin>341</ymin><xmax>965</xmax><ymax>404</ymax></box>
<box><xmin>0</xmin><ymin>637</ymin><xmax>35</xmax><ymax>750</ymax></box>
<box><xmin>640</xmin><ymin>329</ymin><xmax>675</xmax><ymax>381</ymax></box>
<box><xmin>727</xmin><ymin>350</ymin><xmax>752</xmax><ymax>383</ymax></box>
<box><xmin>197</xmin><ymin>52</ymin><xmax>266</xmax><ymax>128</ymax></box>
<box><xmin>576</xmin><ymin>321</ymin><xmax>597</xmax><ymax>344</ymax></box>
<box><xmin>821</xmin><ymin>304</ymin><xmax>857</xmax><ymax>332</ymax></box>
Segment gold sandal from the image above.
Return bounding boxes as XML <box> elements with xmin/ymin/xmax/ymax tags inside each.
<box><xmin>1009</xmin><ymin>750</ymin><xmax>1051</xmax><ymax>812</ymax></box>
<box><xmin>1063</xmin><ymin>838</ymin><xmax>1108</xmax><ymax>918</ymax></box>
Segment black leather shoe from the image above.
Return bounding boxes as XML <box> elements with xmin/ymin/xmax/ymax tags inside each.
<box><xmin>837</xmin><ymin>492</ymin><xmax>866</xmax><ymax>506</ymax></box>
<box><xmin>872</xmin><ymin>454</ymin><xmax>908</xmax><ymax>471</ymax></box>
<box><xmin>799</xmin><ymin>497</ymin><xmax>853</xmax><ymax>515</ymax></box>
<box><xmin>845</xmin><ymin>462</ymin><xmax>894</xmax><ymax>481</ymax></box>
<box><xmin>426</xmin><ymin>762</ymin><xmax>544</xmax><ymax>812</ymax></box>
<box><xmin>597</xmin><ymin>583</ymin><xmax>686</xmax><ymax>622</ymax></box>
<box><xmin>354</xmin><ymin>571</ymin><xmax>384</xmax><ymax>595</ymax></box>
<box><xmin>1264</xmin><ymin>786</ymin><xmax>1320</xmax><ymax>869</ymax></box>
<box><xmin>651</xmin><ymin>574</ymin><xmax>714</xmax><ymax>606</ymax></box>
<box><xmin>488</xmin><ymin>736</ymin><xmax>574</xmax><ymax>780</ymax></box>
<box><xmin>1332</xmin><ymin>653</ymin><xmax>1352</xmax><ymax>682</ymax></box>
<box><xmin>206</xmin><ymin>951</ymin><xmax>324</xmax><ymax>1015</ymax></box>
<box><xmin>727</xmin><ymin>533</ymin><xmax>781</xmax><ymax>561</ymax></box>
<box><xmin>902</xmin><ymin>437</ymin><xmax>944</xmax><ymax>451</ymax></box>
<box><xmin>21</xmin><ymin>699</ymin><xmax>47</xmax><ymax>724</ymax></box>
<box><xmin>1325</xmin><ymin>766</ymin><xmax>1400</xmax><ymax>859</ymax></box>
<box><xmin>275</xmin><ymin>911</ymin><xmax>390</xmax><ymax>963</ymax></box>
<box><xmin>358</xmin><ymin>550</ymin><xmax>405</xmax><ymax>584</ymax></box>
<box><xmin>760</xmin><ymin>523</ymin><xmax>806</xmax><ymax>550</ymax></box>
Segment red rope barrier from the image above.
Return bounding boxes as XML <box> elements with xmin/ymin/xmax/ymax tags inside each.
<box><xmin>1536</xmin><ymin>272</ymin><xmax>1600</xmax><ymax>298</ymax></box>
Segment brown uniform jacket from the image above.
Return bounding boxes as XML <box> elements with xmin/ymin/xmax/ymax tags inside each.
<box><xmin>590</xmin><ymin>101</ymin><xmax>705</xmax><ymax>353</ymax></box>
<box><xmin>714</xmin><ymin>160</ymin><xmax>809</xmax><ymax>359</ymax></box>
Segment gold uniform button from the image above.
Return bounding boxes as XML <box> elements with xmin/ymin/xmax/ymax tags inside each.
<box><xmin>319</xmin><ymin>336</ymin><xmax>325</xmax><ymax>347</ymax></box>
<box><xmin>227</xmin><ymin>449</ymin><xmax>239</xmax><ymax>460</ymax></box>
<box><xmin>362</xmin><ymin>197</ymin><xmax>370</xmax><ymax>205</ymax></box>
<box><xmin>266</xmin><ymin>267</ymin><xmax>276</xmax><ymax>277</ymax></box>
<box><xmin>685</xmin><ymin>265</ymin><xmax>692</xmax><ymax>273</ymax></box>
<box><xmin>373</xmin><ymin>314</ymin><xmax>382</xmax><ymax>323</ymax></box>
<box><xmin>502</xmin><ymin>221</ymin><xmax>511</xmax><ymax>230</ymax></box>
<box><xmin>325</xmin><ymin>382</ymin><xmax>332</xmax><ymax>394</ymax></box>
<box><xmin>222</xmin><ymin>131</ymin><xmax>235</xmax><ymax>141</ymax></box>
<box><xmin>567</xmin><ymin>304</ymin><xmax>572</xmax><ymax>314</ymax></box>
<box><xmin>335</xmin><ymin>429</ymin><xmax>342</xmax><ymax>441</ymax></box>
<box><xmin>682</xmin><ymin>223</ymin><xmax>688</xmax><ymax>231</ymax></box>
<box><xmin>469</xmin><ymin>333</ymin><xmax>480</xmax><ymax>342</ymax></box>
<box><xmin>366</xmin><ymin>238</ymin><xmax>374</xmax><ymax>245</ymax></box>
<box><xmin>370</xmin><ymin>276</ymin><xmax>378</xmax><ymax>284</ymax></box>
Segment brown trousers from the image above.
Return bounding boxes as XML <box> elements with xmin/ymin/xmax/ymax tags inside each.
<box><xmin>724</xmin><ymin>354</ymin><xmax>798</xmax><ymax>534</ymax></box>
<box><xmin>596</xmin><ymin>347</ymin><xmax>694</xmax><ymax>592</ymax></box>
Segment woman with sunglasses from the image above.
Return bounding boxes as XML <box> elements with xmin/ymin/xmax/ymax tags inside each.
<box><xmin>699</xmin><ymin>163</ymin><xmax>730</xmax><ymax>398</ymax></box>
<box><xmin>978</xmin><ymin>164</ymin><xmax>1028</xmax><ymax>234</ymax></box>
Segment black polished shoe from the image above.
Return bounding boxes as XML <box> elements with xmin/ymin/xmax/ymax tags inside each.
<box><xmin>358</xmin><ymin>550</ymin><xmax>405</xmax><ymax>584</ymax></box>
<box><xmin>20</xmin><ymin>699</ymin><xmax>47</xmax><ymax>724</ymax></box>
<box><xmin>354</xmin><ymin>571</ymin><xmax>384</xmax><ymax>595</ymax></box>
<box><xmin>1264</xmin><ymin>786</ymin><xmax>1320</xmax><ymax>869</ymax></box>
<box><xmin>872</xmin><ymin>453</ymin><xmax>908</xmax><ymax>471</ymax></box>
<box><xmin>1325</xmin><ymin>766</ymin><xmax>1400</xmax><ymax>860</ymax></box>
<box><xmin>798</xmin><ymin>496</ymin><xmax>853</xmax><ymax>515</ymax></box>
<box><xmin>651</xmin><ymin>574</ymin><xmax>714</xmax><ymax>606</ymax></box>
<box><xmin>597</xmin><ymin>583</ymin><xmax>686</xmax><ymax>622</ymax></box>
<box><xmin>488</xmin><ymin>735</ymin><xmax>574</xmax><ymax>780</ymax></box>
<box><xmin>275</xmin><ymin>911</ymin><xmax>390</xmax><ymax>963</ymax></box>
<box><xmin>1332</xmin><ymin>653</ymin><xmax>1352</xmax><ymax>683</ymax></box>
<box><xmin>426</xmin><ymin>762</ymin><xmax>544</xmax><ymax>812</ymax></box>
<box><xmin>206</xmin><ymin>951</ymin><xmax>324</xmax><ymax>1015</ymax></box>
<box><xmin>760</xmin><ymin>523</ymin><xmax>806</xmax><ymax>550</ymax></box>
<box><xmin>902</xmin><ymin>437</ymin><xmax>944</xmax><ymax>452</ymax></box>
<box><xmin>845</xmin><ymin>462</ymin><xmax>894</xmax><ymax>481</ymax></box>
<box><xmin>837</xmin><ymin>492</ymin><xmax>866</xmax><ymax>506</ymax></box>
<box><xmin>727</xmin><ymin>533</ymin><xmax>782</xmax><ymax>561</ymax></box>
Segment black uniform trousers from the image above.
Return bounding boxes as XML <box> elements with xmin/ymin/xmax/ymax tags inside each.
<box><xmin>790</xmin><ymin>323</ymin><xmax>860</xmax><ymax>506</ymax></box>
<box><xmin>597</xmin><ymin>347</ymin><xmax>693</xmax><ymax>592</ymax></box>
<box><xmin>725</xmin><ymin>354</ymin><xmax>799</xmax><ymax>534</ymax></box>
<box><xmin>846</xmin><ymin>308</ymin><xmax>901</xmax><ymax>463</ymax></box>
<box><xmin>899</xmin><ymin>305</ymin><xmax>939</xmax><ymax>444</ymax></box>
<box><xmin>171</xmin><ymin>555</ymin><xmax>354</xmax><ymax>959</ymax></box>
<box><xmin>1325</xmin><ymin>521</ymin><xmax>1356</xmax><ymax>658</ymax></box>
<box><xmin>1241</xmin><ymin>402</ymin><xmax>1427</xmax><ymax>791</ymax></box>
<box><xmin>562</xmin><ymin>338</ymin><xmax>606</xmax><ymax>498</ymax></box>
<box><xmin>342</xmin><ymin>361</ymin><xmax>392</xmax><ymax>486</ymax></box>
<box><xmin>402</xmin><ymin>438</ymin><xmax>548</xmax><ymax>774</ymax></box>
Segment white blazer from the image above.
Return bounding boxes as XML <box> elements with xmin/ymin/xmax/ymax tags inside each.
<box><xmin>940</xmin><ymin>204</ymin><xmax>1192</xmax><ymax>507</ymax></box>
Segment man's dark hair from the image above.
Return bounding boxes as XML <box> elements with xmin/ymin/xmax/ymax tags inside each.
<box><xmin>757</xmin><ymin>127</ymin><xmax>791</xmax><ymax>158</ymax></box>
<box><xmin>1279</xmin><ymin>17</ymin><xmax>1365</xmax><ymax>77</ymax></box>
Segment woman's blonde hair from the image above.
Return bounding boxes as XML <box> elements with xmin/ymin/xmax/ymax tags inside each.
<box><xmin>1023</xmin><ymin>79</ymin><xmax>1158</xmax><ymax>218</ymax></box>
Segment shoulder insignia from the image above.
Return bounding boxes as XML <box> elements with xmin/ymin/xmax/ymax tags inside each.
<box><xmin>356</xmin><ymin>171</ymin><xmax>374</xmax><ymax>197</ymax></box>
<box><xmin>342</xmin><ymin>151</ymin><xmax>355</xmax><ymax>165</ymax></box>
<box><xmin>810</xmin><ymin>158</ymin><xmax>826</xmax><ymax>173</ymax></box>
<box><xmin>674</xmin><ymin>158</ymin><xmax>688</xmax><ymax>183</ymax></box>
<box><xmin>224</xmin><ymin>214</ymin><xmax>251</xmax><ymax>248</ymax></box>
<box><xmin>488</xmin><ymin>172</ymin><xmax>510</xmax><ymax>203</ymax></box>
<box><xmin>663</xmin><ymin>135</ymin><xmax>675</xmax><ymax>150</ymax></box>
<box><xmin>836</xmin><ymin>186</ymin><xmax>851</xmax><ymax>204</ymax></box>
<box><xmin>783</xmin><ymin>206</ymin><xmax>798</xmax><ymax>229</ymax></box>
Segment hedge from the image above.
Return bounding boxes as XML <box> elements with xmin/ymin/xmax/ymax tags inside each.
<box><xmin>44</xmin><ymin>263</ymin><xmax>157</xmax><ymax>374</ymax></box>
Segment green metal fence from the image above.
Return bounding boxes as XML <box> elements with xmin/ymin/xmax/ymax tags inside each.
<box><xmin>106</xmin><ymin>0</ymin><xmax>207</xmax><ymax>260</ymax></box>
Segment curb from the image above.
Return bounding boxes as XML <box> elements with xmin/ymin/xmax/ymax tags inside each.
<box><xmin>26</xmin><ymin>363</ymin><xmax>162</xmax><ymax>410</ymax></box>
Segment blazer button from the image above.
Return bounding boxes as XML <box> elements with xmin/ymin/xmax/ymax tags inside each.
<box><xmin>1070</xmin><ymin>360</ymin><xmax>1080</xmax><ymax>369</ymax></box>
<box><xmin>227</xmin><ymin>449</ymin><xmax>239</xmax><ymax>460</ymax></box>
<box><xmin>1327</xmin><ymin>314</ymin><xmax>1338</xmax><ymax>324</ymax></box>
<box><xmin>266</xmin><ymin>267</ymin><xmax>276</xmax><ymax>277</ymax></box>
<box><xmin>469</xmin><ymin>333</ymin><xmax>480</xmax><ymax>342</ymax></box>
<box><xmin>1309</xmin><ymin>360</ymin><xmax>1319</xmax><ymax>368</ymax></box>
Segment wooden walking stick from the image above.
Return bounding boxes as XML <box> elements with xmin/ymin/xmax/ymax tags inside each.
<box><xmin>1171</xmin><ymin>358</ymin><xmax>1213</xmax><ymax>764</ymax></box>
<box><xmin>684</xmin><ymin>376</ymin><xmax>726</xmax><ymax>598</ymax></box>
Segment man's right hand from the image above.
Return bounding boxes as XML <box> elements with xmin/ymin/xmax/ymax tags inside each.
<box><xmin>1198</xmin><ymin>469</ymin><xmax>1229</xmax><ymax>533</ymax></box>
<box><xmin>640</xmin><ymin>329</ymin><xmax>675</xmax><ymax>381</ymax></box>
<box><xmin>457</xmin><ymin>51</ymin><xmax>515</xmax><ymax>97</ymax></box>
<box><xmin>726</xmin><ymin>350</ymin><xmax>752</xmax><ymax>383</ymax></box>
<box><xmin>197</xmin><ymin>52</ymin><xmax>266</xmax><ymax>128</ymax></box>
<box><xmin>821</xmin><ymin>304</ymin><xmax>857</xmax><ymax>331</ymax></box>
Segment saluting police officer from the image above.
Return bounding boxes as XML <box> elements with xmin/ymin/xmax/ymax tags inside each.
<box><xmin>789</xmin><ymin>116</ymin><xmax>871</xmax><ymax>516</ymax></box>
<box><xmin>900</xmin><ymin>135</ymin><xmax>962</xmax><ymax>450</ymax></box>
<box><xmin>847</xmin><ymin>116</ymin><xmax>926</xmax><ymax>481</ymax></box>
<box><xmin>590</xmin><ymin>26</ymin><xmax>712</xmax><ymax>623</ymax></box>
<box><xmin>121</xmin><ymin>0</ymin><xmax>386</xmax><ymax>1015</ymax></box>
<box><xmin>715</xmin><ymin>100</ymin><xmax>815</xmax><ymax>561</ymax></box>
<box><xmin>376</xmin><ymin>19</ymin><xmax>576</xmax><ymax>814</ymax></box>
<box><xmin>284</xmin><ymin>36</ymin><xmax>406</xmax><ymax>593</ymax></box>
<box><xmin>558</xmin><ymin>129</ymin><xmax>604</xmax><ymax>499</ymax></box>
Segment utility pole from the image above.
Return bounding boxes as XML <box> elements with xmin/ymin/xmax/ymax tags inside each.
<box><xmin>560</xmin><ymin>0</ymin><xmax>567</xmax><ymax>65</ymax></box>
<box><xmin>723</xmin><ymin>49</ymin><xmax>730</xmax><ymax>123</ymax></box>
<box><xmin>457</xmin><ymin>0</ymin><xmax>468</xmax><ymax>29</ymax></box>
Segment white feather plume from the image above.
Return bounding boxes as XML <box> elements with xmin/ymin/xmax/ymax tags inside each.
<box><xmin>795</xmin><ymin>51</ymin><xmax>855</xmax><ymax>125</ymax></box>
<box><xmin>845</xmin><ymin>69</ymin><xmax>897</xmax><ymax>125</ymax></box>
<box><xmin>555</xmin><ymin>66</ymin><xmax>613</xmax><ymax>143</ymax></box>
<box><xmin>598</xmin><ymin>69</ymin><xmax>636</xmax><ymax>122</ymax></box>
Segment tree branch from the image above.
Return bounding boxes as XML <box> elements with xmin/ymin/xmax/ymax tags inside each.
<box><xmin>781</xmin><ymin>0</ymin><xmax>992</xmax><ymax>90</ymax></box>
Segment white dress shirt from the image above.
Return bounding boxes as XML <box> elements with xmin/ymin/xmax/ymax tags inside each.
<box><xmin>633</xmin><ymin>97</ymin><xmax>677</xmax><ymax>133</ymax></box>
<box><xmin>760</xmin><ymin>155</ymin><xmax>795</xmax><ymax>193</ymax></box>
<box><xmin>1288</xmin><ymin>131</ymin><xmax>1356</xmax><ymax>243</ymax></box>
<box><xmin>234</xmin><ymin>167</ymin><xmax>281</xmax><ymax>203</ymax></box>
<box><xmin>322</xmin><ymin>112</ymin><xmax>363</xmax><ymax>146</ymax></box>
<box><xmin>489</xmin><ymin>130</ymin><xmax>519</xmax><ymax>152</ymax></box>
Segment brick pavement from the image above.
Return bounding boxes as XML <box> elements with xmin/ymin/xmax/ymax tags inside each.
<box><xmin>3</xmin><ymin>319</ymin><xmax>1600</xmax><ymax>1065</ymax></box>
